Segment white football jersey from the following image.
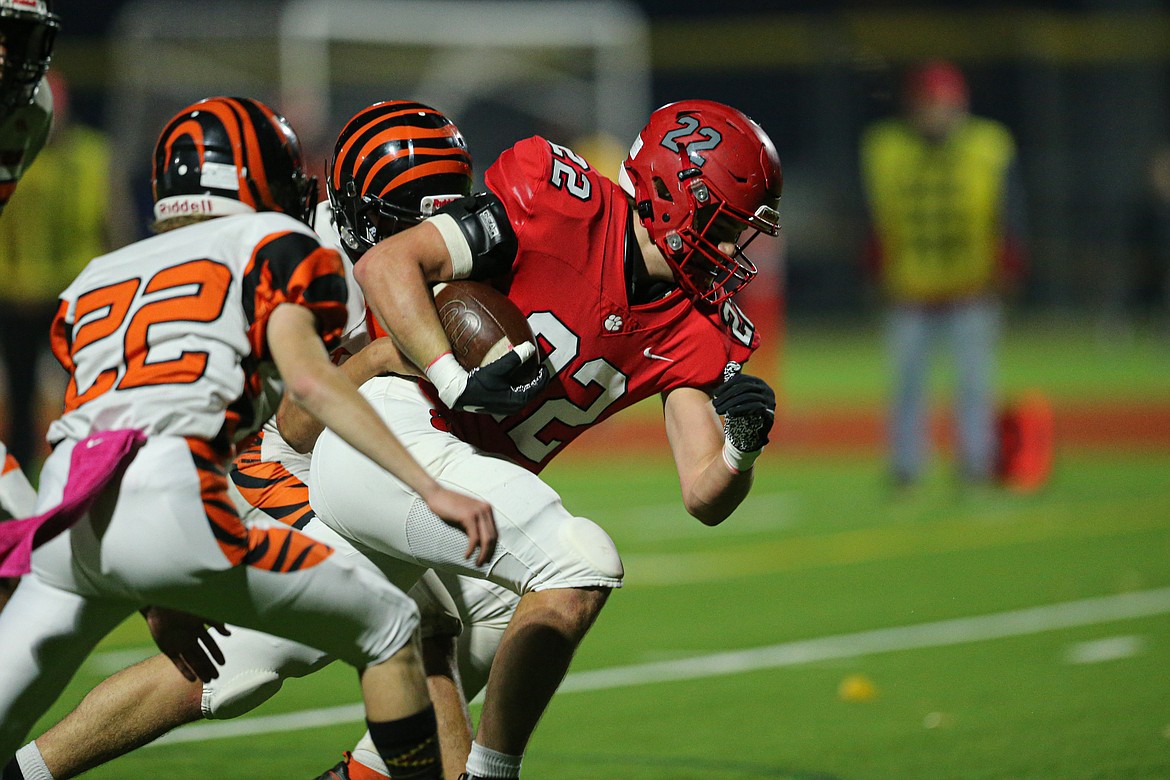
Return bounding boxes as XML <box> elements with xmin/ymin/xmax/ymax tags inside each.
<box><xmin>234</xmin><ymin>202</ymin><xmax>366</xmax><ymax>483</ymax></box>
<box><xmin>314</xmin><ymin>199</ymin><xmax>367</xmax><ymax>336</ymax></box>
<box><xmin>47</xmin><ymin>212</ymin><xmax>350</xmax><ymax>446</ymax></box>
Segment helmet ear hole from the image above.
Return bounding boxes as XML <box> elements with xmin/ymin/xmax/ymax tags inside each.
<box><xmin>652</xmin><ymin>177</ymin><xmax>673</xmax><ymax>202</ymax></box>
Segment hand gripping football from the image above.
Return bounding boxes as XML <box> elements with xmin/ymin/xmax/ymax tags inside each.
<box><xmin>433</xmin><ymin>281</ymin><xmax>537</xmax><ymax>372</ymax></box>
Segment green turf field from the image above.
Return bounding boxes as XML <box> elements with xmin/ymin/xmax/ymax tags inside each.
<box><xmin>23</xmin><ymin>319</ymin><xmax>1170</xmax><ymax>779</ymax></box>
<box><xmin>781</xmin><ymin>316</ymin><xmax>1170</xmax><ymax>408</ymax></box>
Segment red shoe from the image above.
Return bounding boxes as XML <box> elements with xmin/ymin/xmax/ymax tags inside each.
<box><xmin>313</xmin><ymin>752</ymin><xmax>389</xmax><ymax>780</ymax></box>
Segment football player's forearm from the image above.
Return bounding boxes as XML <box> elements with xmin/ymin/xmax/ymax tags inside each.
<box><xmin>362</xmin><ymin>265</ymin><xmax>447</xmax><ymax>368</ymax></box>
<box><xmin>267</xmin><ymin>306</ymin><xmax>440</xmax><ymax>500</ymax></box>
<box><xmin>682</xmin><ymin>454</ymin><xmax>754</xmax><ymax>526</ymax></box>
<box><xmin>354</xmin><ymin>227</ymin><xmax>455</xmax><ymax>372</ymax></box>
<box><xmin>348</xmin><ymin>337</ymin><xmax>424</xmax><ymax>379</ymax></box>
<box><xmin>663</xmin><ymin>386</ymin><xmax>756</xmax><ymax>525</ymax></box>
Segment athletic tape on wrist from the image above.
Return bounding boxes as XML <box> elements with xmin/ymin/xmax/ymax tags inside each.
<box><xmin>424</xmin><ymin>352</ymin><xmax>468</xmax><ymax>407</ymax></box>
<box><xmin>722</xmin><ymin>439</ymin><xmax>761</xmax><ymax>474</ymax></box>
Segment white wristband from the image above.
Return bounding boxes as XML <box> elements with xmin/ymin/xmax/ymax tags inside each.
<box><xmin>721</xmin><ymin>439</ymin><xmax>761</xmax><ymax>474</ymax></box>
<box><xmin>425</xmin><ymin>352</ymin><xmax>469</xmax><ymax>408</ymax></box>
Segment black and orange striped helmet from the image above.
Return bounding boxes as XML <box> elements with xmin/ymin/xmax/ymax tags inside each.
<box><xmin>327</xmin><ymin>100</ymin><xmax>472</xmax><ymax>261</ymax></box>
<box><xmin>151</xmin><ymin>96</ymin><xmax>317</xmax><ymax>225</ymax></box>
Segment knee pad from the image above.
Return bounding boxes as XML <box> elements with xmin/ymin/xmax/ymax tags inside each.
<box><xmin>202</xmin><ymin>668</ymin><xmax>285</xmax><ymax>720</ymax></box>
<box><xmin>560</xmin><ymin>516</ymin><xmax>624</xmax><ymax>581</ymax></box>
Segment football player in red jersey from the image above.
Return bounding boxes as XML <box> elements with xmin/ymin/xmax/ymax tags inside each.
<box><xmin>0</xmin><ymin>96</ymin><xmax>503</xmax><ymax>780</ymax></box>
<box><xmin>306</xmin><ymin>98</ymin><xmax>782</xmax><ymax>779</ymax></box>
<box><xmin>0</xmin><ymin>0</ymin><xmax>58</xmax><ymax>214</ymax></box>
<box><xmin>2</xmin><ymin>99</ymin><xmax>782</xmax><ymax>780</ymax></box>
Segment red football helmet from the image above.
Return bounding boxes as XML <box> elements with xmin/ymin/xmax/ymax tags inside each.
<box><xmin>618</xmin><ymin>100</ymin><xmax>782</xmax><ymax>305</ymax></box>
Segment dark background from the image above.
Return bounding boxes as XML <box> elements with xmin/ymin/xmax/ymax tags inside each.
<box><xmin>42</xmin><ymin>0</ymin><xmax>1170</xmax><ymax>317</ymax></box>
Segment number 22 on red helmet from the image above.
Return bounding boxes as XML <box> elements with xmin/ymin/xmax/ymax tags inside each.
<box><xmin>618</xmin><ymin>99</ymin><xmax>782</xmax><ymax>306</ymax></box>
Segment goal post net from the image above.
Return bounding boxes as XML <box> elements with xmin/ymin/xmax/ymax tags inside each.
<box><xmin>106</xmin><ymin>0</ymin><xmax>652</xmax><ymax>236</ymax></box>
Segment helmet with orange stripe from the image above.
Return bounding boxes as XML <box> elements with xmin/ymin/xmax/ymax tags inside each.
<box><xmin>151</xmin><ymin>96</ymin><xmax>317</xmax><ymax>226</ymax></box>
<box><xmin>327</xmin><ymin>100</ymin><xmax>472</xmax><ymax>262</ymax></box>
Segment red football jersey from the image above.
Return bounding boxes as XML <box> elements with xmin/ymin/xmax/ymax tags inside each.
<box><xmin>435</xmin><ymin>136</ymin><xmax>759</xmax><ymax>473</ymax></box>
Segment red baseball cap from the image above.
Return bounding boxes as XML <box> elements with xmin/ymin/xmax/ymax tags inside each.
<box><xmin>905</xmin><ymin>60</ymin><xmax>968</xmax><ymax>107</ymax></box>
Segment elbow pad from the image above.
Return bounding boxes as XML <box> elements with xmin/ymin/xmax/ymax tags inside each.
<box><xmin>433</xmin><ymin>192</ymin><xmax>517</xmax><ymax>279</ymax></box>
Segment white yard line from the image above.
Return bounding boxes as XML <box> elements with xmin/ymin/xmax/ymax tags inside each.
<box><xmin>147</xmin><ymin>587</ymin><xmax>1170</xmax><ymax>747</ymax></box>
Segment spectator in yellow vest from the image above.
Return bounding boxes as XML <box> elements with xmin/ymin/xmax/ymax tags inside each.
<box><xmin>0</xmin><ymin>70</ymin><xmax>111</xmax><ymax>467</ymax></box>
<box><xmin>860</xmin><ymin>60</ymin><xmax>1026</xmax><ymax>489</ymax></box>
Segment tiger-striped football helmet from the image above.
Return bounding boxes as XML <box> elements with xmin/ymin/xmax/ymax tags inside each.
<box><xmin>328</xmin><ymin>100</ymin><xmax>472</xmax><ymax>262</ymax></box>
<box><xmin>151</xmin><ymin>96</ymin><xmax>317</xmax><ymax>225</ymax></box>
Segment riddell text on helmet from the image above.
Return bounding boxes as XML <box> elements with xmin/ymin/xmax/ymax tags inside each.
<box><xmin>156</xmin><ymin>198</ymin><xmax>216</xmax><ymax>216</ymax></box>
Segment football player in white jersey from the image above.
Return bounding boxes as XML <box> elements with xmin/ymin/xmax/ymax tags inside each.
<box><xmin>0</xmin><ymin>96</ymin><xmax>501</xmax><ymax>780</ymax></box>
<box><xmin>0</xmin><ymin>0</ymin><xmax>57</xmax><ymax>214</ymax></box>
<box><xmin>4</xmin><ymin>102</ymin><xmax>522</xmax><ymax>780</ymax></box>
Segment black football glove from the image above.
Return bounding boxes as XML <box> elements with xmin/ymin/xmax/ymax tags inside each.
<box><xmin>427</xmin><ymin>342</ymin><xmax>550</xmax><ymax>415</ymax></box>
<box><xmin>455</xmin><ymin>348</ymin><xmax>550</xmax><ymax>414</ymax></box>
<box><xmin>713</xmin><ymin>368</ymin><xmax>776</xmax><ymax>456</ymax></box>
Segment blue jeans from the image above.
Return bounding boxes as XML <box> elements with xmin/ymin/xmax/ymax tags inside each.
<box><xmin>885</xmin><ymin>296</ymin><xmax>1001</xmax><ymax>483</ymax></box>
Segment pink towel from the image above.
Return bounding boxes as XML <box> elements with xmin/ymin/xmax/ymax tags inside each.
<box><xmin>0</xmin><ymin>429</ymin><xmax>147</xmax><ymax>577</ymax></box>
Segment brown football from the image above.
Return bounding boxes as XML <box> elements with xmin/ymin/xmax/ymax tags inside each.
<box><xmin>434</xmin><ymin>281</ymin><xmax>537</xmax><ymax>372</ymax></box>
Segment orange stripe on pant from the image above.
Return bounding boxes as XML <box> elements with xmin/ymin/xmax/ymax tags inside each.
<box><xmin>231</xmin><ymin>437</ymin><xmax>315</xmax><ymax>529</ymax></box>
<box><xmin>187</xmin><ymin>437</ymin><xmax>332</xmax><ymax>571</ymax></box>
